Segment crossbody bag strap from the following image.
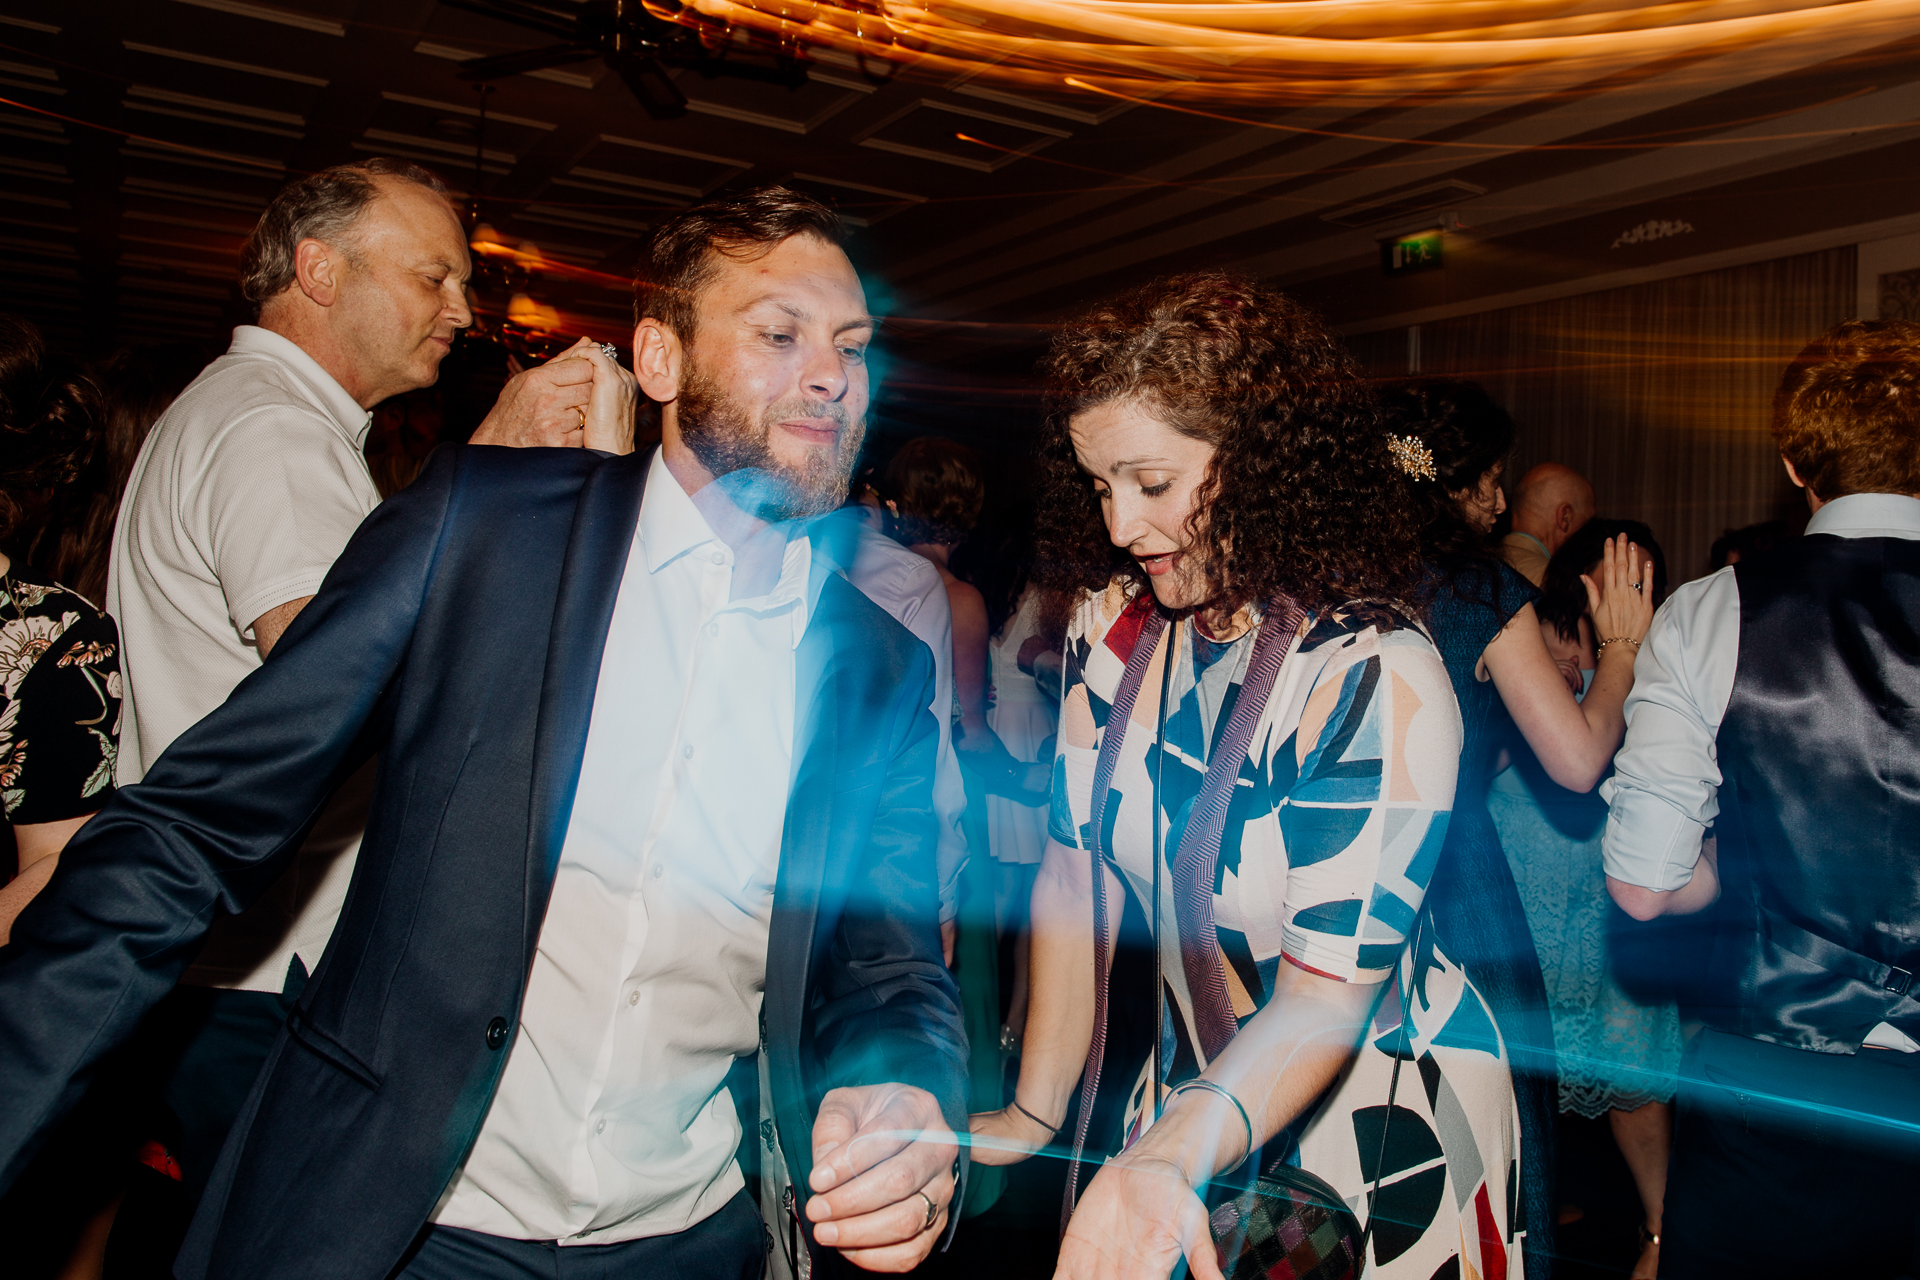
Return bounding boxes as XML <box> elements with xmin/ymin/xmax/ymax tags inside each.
<box><xmin>1170</xmin><ymin>600</ymin><xmax>1309</xmax><ymax>1061</ymax></box>
<box><xmin>1062</xmin><ymin>601</ymin><xmax>1169</xmax><ymax>1229</ymax></box>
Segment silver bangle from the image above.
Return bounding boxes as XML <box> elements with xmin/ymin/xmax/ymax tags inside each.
<box><xmin>1167</xmin><ymin>1078</ymin><xmax>1254</xmax><ymax>1166</ymax></box>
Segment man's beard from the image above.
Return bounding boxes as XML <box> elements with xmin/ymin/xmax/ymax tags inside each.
<box><xmin>676</xmin><ymin>361</ymin><xmax>864</xmax><ymax>521</ymax></box>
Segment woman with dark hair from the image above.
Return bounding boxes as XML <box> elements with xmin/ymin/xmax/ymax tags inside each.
<box><xmin>0</xmin><ymin>315</ymin><xmax>123</xmax><ymax>941</ymax></box>
<box><xmin>24</xmin><ymin>342</ymin><xmax>204</xmax><ymax>606</ymax></box>
<box><xmin>1381</xmin><ymin>379</ymin><xmax>1655</xmax><ymax>1279</ymax></box>
<box><xmin>968</xmin><ymin>274</ymin><xmax>1515</xmax><ymax>1279</ymax></box>
<box><xmin>1493</xmin><ymin>519</ymin><xmax>1678</xmax><ymax>1280</ymax></box>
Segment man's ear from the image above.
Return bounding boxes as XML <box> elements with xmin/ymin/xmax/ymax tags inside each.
<box><xmin>633</xmin><ymin>318</ymin><xmax>681</xmax><ymax>405</ymax></box>
<box><xmin>293</xmin><ymin>237</ymin><xmax>341</xmax><ymax>307</ymax></box>
<box><xmin>1782</xmin><ymin>454</ymin><xmax>1806</xmax><ymax>490</ymax></box>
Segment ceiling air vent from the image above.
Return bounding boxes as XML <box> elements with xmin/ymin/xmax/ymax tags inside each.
<box><xmin>1320</xmin><ymin>179</ymin><xmax>1487</xmax><ymax>230</ymax></box>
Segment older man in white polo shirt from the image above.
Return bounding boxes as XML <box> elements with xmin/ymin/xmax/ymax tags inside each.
<box><xmin>106</xmin><ymin>157</ymin><xmax>628</xmax><ymax>1215</ymax></box>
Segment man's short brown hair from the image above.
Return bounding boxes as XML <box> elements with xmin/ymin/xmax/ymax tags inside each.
<box><xmin>633</xmin><ymin>186</ymin><xmax>846</xmax><ymax>342</ymax></box>
<box><xmin>240</xmin><ymin>157</ymin><xmax>449</xmax><ymax>310</ymax></box>
<box><xmin>1773</xmin><ymin>319</ymin><xmax>1920</xmax><ymax>500</ymax></box>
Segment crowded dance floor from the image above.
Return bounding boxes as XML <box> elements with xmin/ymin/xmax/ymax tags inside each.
<box><xmin>3</xmin><ymin>1</ymin><xmax>1920</xmax><ymax>1277</ymax></box>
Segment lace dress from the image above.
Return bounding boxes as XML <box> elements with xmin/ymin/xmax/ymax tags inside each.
<box><xmin>1490</xmin><ymin>743</ymin><xmax>1682</xmax><ymax>1118</ymax></box>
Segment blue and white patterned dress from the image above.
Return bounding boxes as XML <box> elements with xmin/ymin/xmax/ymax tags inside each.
<box><xmin>1052</xmin><ymin>580</ymin><xmax>1525</xmax><ymax>1279</ymax></box>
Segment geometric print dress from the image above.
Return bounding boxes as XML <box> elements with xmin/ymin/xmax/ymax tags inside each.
<box><xmin>1050</xmin><ymin>580</ymin><xmax>1524</xmax><ymax>1279</ymax></box>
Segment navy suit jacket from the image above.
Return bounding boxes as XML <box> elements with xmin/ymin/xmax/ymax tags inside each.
<box><xmin>0</xmin><ymin>446</ymin><xmax>967</xmax><ymax>1279</ymax></box>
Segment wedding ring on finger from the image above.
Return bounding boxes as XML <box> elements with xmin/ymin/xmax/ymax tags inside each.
<box><xmin>915</xmin><ymin>1190</ymin><xmax>938</xmax><ymax>1231</ymax></box>
<box><xmin>574</xmin><ymin>405</ymin><xmax>586</xmax><ymax>429</ymax></box>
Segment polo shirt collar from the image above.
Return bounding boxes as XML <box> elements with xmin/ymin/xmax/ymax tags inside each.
<box><xmin>228</xmin><ymin>325</ymin><xmax>373</xmax><ymax>449</ymax></box>
<box><xmin>1806</xmin><ymin>491</ymin><xmax>1920</xmax><ymax>540</ymax></box>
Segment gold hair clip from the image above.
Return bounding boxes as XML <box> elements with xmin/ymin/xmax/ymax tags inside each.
<box><xmin>1387</xmin><ymin>434</ymin><xmax>1437</xmax><ymax>482</ymax></box>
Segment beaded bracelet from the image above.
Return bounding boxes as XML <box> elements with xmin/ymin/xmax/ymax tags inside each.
<box><xmin>1166</xmin><ymin>1078</ymin><xmax>1254</xmax><ymax>1165</ymax></box>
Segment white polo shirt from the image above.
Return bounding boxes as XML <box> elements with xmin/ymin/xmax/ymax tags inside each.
<box><xmin>106</xmin><ymin>324</ymin><xmax>381</xmax><ymax>993</ymax></box>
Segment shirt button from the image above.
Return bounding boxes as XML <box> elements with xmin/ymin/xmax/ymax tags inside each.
<box><xmin>627</xmin><ymin>989</ymin><xmax>640</xmax><ymax>1006</ymax></box>
<box><xmin>595</xmin><ymin>1119</ymin><xmax>606</xmax><ymax>1135</ymax></box>
<box><xmin>651</xmin><ymin>863</ymin><xmax>664</xmax><ymax>879</ymax></box>
<box><xmin>710</xmin><ymin>551</ymin><xmax>726</xmax><ymax>565</ymax></box>
<box><xmin>706</xmin><ymin>622</ymin><xmax>719</xmax><ymax>638</ymax></box>
<box><xmin>682</xmin><ymin>743</ymin><xmax>694</xmax><ymax>759</ymax></box>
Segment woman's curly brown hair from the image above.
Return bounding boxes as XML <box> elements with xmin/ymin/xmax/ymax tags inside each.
<box><xmin>1032</xmin><ymin>272</ymin><xmax>1424</xmax><ymax>618</ymax></box>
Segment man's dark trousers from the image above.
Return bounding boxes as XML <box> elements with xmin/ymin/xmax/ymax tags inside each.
<box><xmin>393</xmin><ymin>1190</ymin><xmax>763</xmax><ymax>1280</ymax></box>
<box><xmin>1663</xmin><ymin>1029</ymin><xmax>1920</xmax><ymax>1276</ymax></box>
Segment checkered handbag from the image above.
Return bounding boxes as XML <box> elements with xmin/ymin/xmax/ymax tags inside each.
<box><xmin>1209</xmin><ymin>1163</ymin><xmax>1363</xmax><ymax>1280</ymax></box>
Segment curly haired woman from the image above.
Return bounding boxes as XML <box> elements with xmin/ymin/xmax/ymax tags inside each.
<box><xmin>969</xmin><ymin>274</ymin><xmax>1521</xmax><ymax>1279</ymax></box>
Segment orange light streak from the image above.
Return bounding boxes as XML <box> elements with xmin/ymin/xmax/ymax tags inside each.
<box><xmin>679</xmin><ymin>0</ymin><xmax>1920</xmax><ymax>107</ymax></box>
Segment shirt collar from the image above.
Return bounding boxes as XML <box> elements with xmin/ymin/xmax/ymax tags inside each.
<box><xmin>227</xmin><ymin>325</ymin><xmax>373</xmax><ymax>449</ymax></box>
<box><xmin>1805</xmin><ymin>492</ymin><xmax>1920</xmax><ymax>540</ymax></box>
<box><xmin>636</xmin><ymin>449</ymin><xmax>814</xmax><ymax>647</ymax></box>
<box><xmin>638</xmin><ymin>447</ymin><xmax>720</xmax><ymax>573</ymax></box>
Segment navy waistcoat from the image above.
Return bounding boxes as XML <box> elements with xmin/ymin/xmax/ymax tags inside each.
<box><xmin>1715</xmin><ymin>532</ymin><xmax>1920</xmax><ymax>1053</ymax></box>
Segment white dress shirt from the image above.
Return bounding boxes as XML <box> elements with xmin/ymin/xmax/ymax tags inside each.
<box><xmin>1602</xmin><ymin>491</ymin><xmax>1920</xmax><ymax>1051</ymax></box>
<box><xmin>435</xmin><ymin>453</ymin><xmax>813</xmax><ymax>1242</ymax></box>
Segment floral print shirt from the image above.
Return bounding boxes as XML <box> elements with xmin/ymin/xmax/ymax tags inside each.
<box><xmin>0</xmin><ymin>567</ymin><xmax>120</xmax><ymax>824</ymax></box>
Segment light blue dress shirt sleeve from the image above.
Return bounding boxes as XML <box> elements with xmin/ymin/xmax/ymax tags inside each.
<box><xmin>1599</xmin><ymin>568</ymin><xmax>1739</xmax><ymax>892</ymax></box>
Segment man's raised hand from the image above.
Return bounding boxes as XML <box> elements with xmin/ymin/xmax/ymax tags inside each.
<box><xmin>469</xmin><ymin>336</ymin><xmax>598</xmax><ymax>447</ymax></box>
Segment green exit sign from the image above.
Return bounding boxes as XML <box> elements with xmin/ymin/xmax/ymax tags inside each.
<box><xmin>1382</xmin><ymin>229</ymin><xmax>1444</xmax><ymax>275</ymax></box>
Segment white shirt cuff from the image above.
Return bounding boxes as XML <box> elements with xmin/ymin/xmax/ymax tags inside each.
<box><xmin>1600</xmin><ymin>786</ymin><xmax>1707</xmax><ymax>892</ymax></box>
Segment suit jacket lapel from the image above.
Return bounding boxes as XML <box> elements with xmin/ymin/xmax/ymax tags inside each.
<box><xmin>764</xmin><ymin>558</ymin><xmax>847</xmax><ymax>1198</ymax></box>
<box><xmin>522</xmin><ymin>449</ymin><xmax>650</xmax><ymax>951</ymax></box>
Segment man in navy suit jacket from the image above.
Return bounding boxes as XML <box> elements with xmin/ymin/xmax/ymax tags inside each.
<box><xmin>0</xmin><ymin>188</ymin><xmax>966</xmax><ymax>1279</ymax></box>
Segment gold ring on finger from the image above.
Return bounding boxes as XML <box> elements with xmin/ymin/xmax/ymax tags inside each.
<box><xmin>915</xmin><ymin>1189</ymin><xmax>938</xmax><ymax>1231</ymax></box>
<box><xmin>575</xmin><ymin>405</ymin><xmax>586</xmax><ymax>428</ymax></box>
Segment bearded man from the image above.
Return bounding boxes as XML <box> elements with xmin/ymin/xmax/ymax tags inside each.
<box><xmin>0</xmin><ymin>187</ymin><xmax>965</xmax><ymax>1280</ymax></box>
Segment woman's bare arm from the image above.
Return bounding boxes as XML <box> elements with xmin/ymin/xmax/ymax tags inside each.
<box><xmin>1484</xmin><ymin>535</ymin><xmax>1653</xmax><ymax>792</ymax></box>
<box><xmin>970</xmin><ymin>835</ymin><xmax>1117</xmax><ymax>1163</ymax></box>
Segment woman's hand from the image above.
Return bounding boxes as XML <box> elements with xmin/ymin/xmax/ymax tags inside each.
<box><xmin>1053</xmin><ymin>1154</ymin><xmax>1225</xmax><ymax>1280</ymax></box>
<box><xmin>968</xmin><ymin>1103</ymin><xmax>1054</xmax><ymax>1166</ymax></box>
<box><xmin>1582</xmin><ymin>533</ymin><xmax>1654</xmax><ymax>651</ymax></box>
<box><xmin>571</xmin><ymin>342</ymin><xmax>638</xmax><ymax>455</ymax></box>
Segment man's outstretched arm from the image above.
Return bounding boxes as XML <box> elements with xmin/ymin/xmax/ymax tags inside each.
<box><xmin>0</xmin><ymin>448</ymin><xmax>459</xmax><ymax>1194</ymax></box>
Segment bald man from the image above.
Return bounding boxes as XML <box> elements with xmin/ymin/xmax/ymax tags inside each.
<box><xmin>1501</xmin><ymin>462</ymin><xmax>1596</xmax><ymax>585</ymax></box>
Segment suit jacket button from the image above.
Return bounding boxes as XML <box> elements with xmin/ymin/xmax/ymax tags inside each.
<box><xmin>485</xmin><ymin>1017</ymin><xmax>509</xmax><ymax>1050</ymax></box>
